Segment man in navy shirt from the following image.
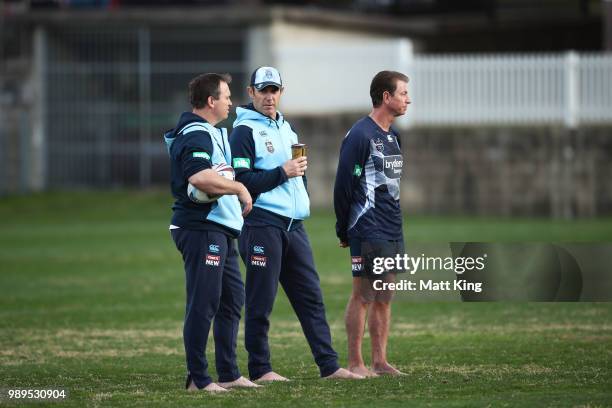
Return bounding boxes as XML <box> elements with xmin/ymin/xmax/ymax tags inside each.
<box><xmin>230</xmin><ymin>67</ymin><xmax>362</xmax><ymax>382</ymax></box>
<box><xmin>165</xmin><ymin>73</ymin><xmax>257</xmax><ymax>392</ymax></box>
<box><xmin>334</xmin><ymin>71</ymin><xmax>411</xmax><ymax>377</ymax></box>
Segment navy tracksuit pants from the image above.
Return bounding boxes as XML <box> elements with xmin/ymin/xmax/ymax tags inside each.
<box><xmin>238</xmin><ymin>224</ymin><xmax>340</xmax><ymax>380</ymax></box>
<box><xmin>171</xmin><ymin>228</ymin><xmax>245</xmax><ymax>389</ymax></box>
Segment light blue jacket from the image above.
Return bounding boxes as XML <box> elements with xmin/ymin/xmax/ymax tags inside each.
<box><xmin>232</xmin><ymin>106</ymin><xmax>310</xmax><ymax>220</ymax></box>
<box><xmin>164</xmin><ymin>113</ymin><xmax>243</xmax><ymax>234</ymax></box>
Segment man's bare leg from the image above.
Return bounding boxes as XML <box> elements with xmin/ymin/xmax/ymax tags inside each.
<box><xmin>369</xmin><ymin>275</ymin><xmax>403</xmax><ymax>376</ymax></box>
<box><xmin>345</xmin><ymin>277</ymin><xmax>378</xmax><ymax>377</ymax></box>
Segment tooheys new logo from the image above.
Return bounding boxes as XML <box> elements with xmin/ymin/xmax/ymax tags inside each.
<box><xmin>205</xmin><ymin>254</ymin><xmax>220</xmax><ymax>267</ymax></box>
<box><xmin>383</xmin><ymin>155</ymin><xmax>403</xmax><ymax>179</ymax></box>
<box><xmin>251</xmin><ymin>255</ymin><xmax>267</xmax><ymax>267</ymax></box>
<box><xmin>351</xmin><ymin>256</ymin><xmax>363</xmax><ymax>272</ymax></box>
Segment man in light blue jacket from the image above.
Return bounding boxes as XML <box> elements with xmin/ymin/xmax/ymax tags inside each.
<box><xmin>230</xmin><ymin>67</ymin><xmax>362</xmax><ymax>382</ymax></box>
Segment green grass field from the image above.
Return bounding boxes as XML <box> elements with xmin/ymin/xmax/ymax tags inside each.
<box><xmin>1</xmin><ymin>191</ymin><xmax>611</xmax><ymax>407</ymax></box>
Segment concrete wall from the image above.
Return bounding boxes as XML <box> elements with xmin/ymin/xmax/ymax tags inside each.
<box><xmin>290</xmin><ymin>114</ymin><xmax>612</xmax><ymax>218</ymax></box>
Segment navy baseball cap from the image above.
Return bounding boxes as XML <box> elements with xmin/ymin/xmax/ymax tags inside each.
<box><xmin>250</xmin><ymin>66</ymin><xmax>282</xmax><ymax>90</ymax></box>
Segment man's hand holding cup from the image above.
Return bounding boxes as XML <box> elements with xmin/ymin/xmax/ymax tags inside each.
<box><xmin>283</xmin><ymin>143</ymin><xmax>308</xmax><ymax>178</ymax></box>
<box><xmin>283</xmin><ymin>156</ymin><xmax>307</xmax><ymax>178</ymax></box>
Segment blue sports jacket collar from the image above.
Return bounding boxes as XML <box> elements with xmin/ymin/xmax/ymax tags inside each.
<box><xmin>234</xmin><ymin>104</ymin><xmax>284</xmax><ymax>128</ymax></box>
<box><xmin>164</xmin><ymin>112</ymin><xmax>209</xmax><ymax>153</ymax></box>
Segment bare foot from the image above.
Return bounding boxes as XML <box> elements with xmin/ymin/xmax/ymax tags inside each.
<box><xmin>349</xmin><ymin>365</ymin><xmax>379</xmax><ymax>378</ymax></box>
<box><xmin>187</xmin><ymin>381</ymin><xmax>229</xmax><ymax>393</ymax></box>
<box><xmin>203</xmin><ymin>383</ymin><xmax>229</xmax><ymax>392</ymax></box>
<box><xmin>254</xmin><ymin>371</ymin><xmax>289</xmax><ymax>382</ymax></box>
<box><xmin>218</xmin><ymin>376</ymin><xmax>262</xmax><ymax>389</ymax></box>
<box><xmin>324</xmin><ymin>367</ymin><xmax>365</xmax><ymax>380</ymax></box>
<box><xmin>372</xmin><ymin>363</ymin><xmax>406</xmax><ymax>376</ymax></box>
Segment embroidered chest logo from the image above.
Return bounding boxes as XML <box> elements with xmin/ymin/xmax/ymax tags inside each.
<box><xmin>387</xmin><ymin>134</ymin><xmax>394</xmax><ymax>142</ymax></box>
<box><xmin>374</xmin><ymin>138</ymin><xmax>384</xmax><ymax>153</ymax></box>
<box><xmin>259</xmin><ymin>130</ymin><xmax>268</xmax><ymax>137</ymax></box>
<box><xmin>265</xmin><ymin>140</ymin><xmax>275</xmax><ymax>153</ymax></box>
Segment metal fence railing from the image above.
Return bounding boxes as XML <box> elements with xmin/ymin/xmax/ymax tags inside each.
<box><xmin>42</xmin><ymin>26</ymin><xmax>248</xmax><ymax>189</ymax></box>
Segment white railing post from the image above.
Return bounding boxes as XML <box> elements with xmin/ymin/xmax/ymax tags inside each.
<box><xmin>397</xmin><ymin>38</ymin><xmax>413</xmax><ymax>129</ymax></box>
<box><xmin>564</xmin><ymin>51</ymin><xmax>579</xmax><ymax>129</ymax></box>
<box><xmin>561</xmin><ymin>51</ymin><xmax>579</xmax><ymax>219</ymax></box>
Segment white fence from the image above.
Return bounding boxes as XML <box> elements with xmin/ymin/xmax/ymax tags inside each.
<box><xmin>409</xmin><ymin>52</ymin><xmax>612</xmax><ymax>128</ymax></box>
<box><xmin>279</xmin><ymin>48</ymin><xmax>612</xmax><ymax>128</ymax></box>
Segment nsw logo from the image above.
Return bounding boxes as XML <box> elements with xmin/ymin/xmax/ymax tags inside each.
<box><xmin>265</xmin><ymin>140</ymin><xmax>275</xmax><ymax>153</ymax></box>
<box><xmin>208</xmin><ymin>244</ymin><xmax>220</xmax><ymax>253</ymax></box>
<box><xmin>374</xmin><ymin>138</ymin><xmax>384</xmax><ymax>153</ymax></box>
<box><xmin>253</xmin><ymin>245</ymin><xmax>265</xmax><ymax>254</ymax></box>
<box><xmin>205</xmin><ymin>254</ymin><xmax>221</xmax><ymax>267</ymax></box>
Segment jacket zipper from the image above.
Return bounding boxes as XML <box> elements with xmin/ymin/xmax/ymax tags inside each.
<box><xmin>272</xmin><ymin>118</ymin><xmax>296</xmax><ymax>231</ymax></box>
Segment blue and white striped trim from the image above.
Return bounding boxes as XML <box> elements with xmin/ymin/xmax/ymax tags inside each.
<box><xmin>179</xmin><ymin>123</ymin><xmax>209</xmax><ymax>135</ymax></box>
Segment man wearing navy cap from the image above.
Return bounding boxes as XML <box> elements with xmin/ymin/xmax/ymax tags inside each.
<box><xmin>230</xmin><ymin>67</ymin><xmax>362</xmax><ymax>382</ymax></box>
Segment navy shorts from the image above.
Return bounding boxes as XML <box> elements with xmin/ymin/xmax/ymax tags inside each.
<box><xmin>349</xmin><ymin>238</ymin><xmax>405</xmax><ymax>278</ymax></box>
